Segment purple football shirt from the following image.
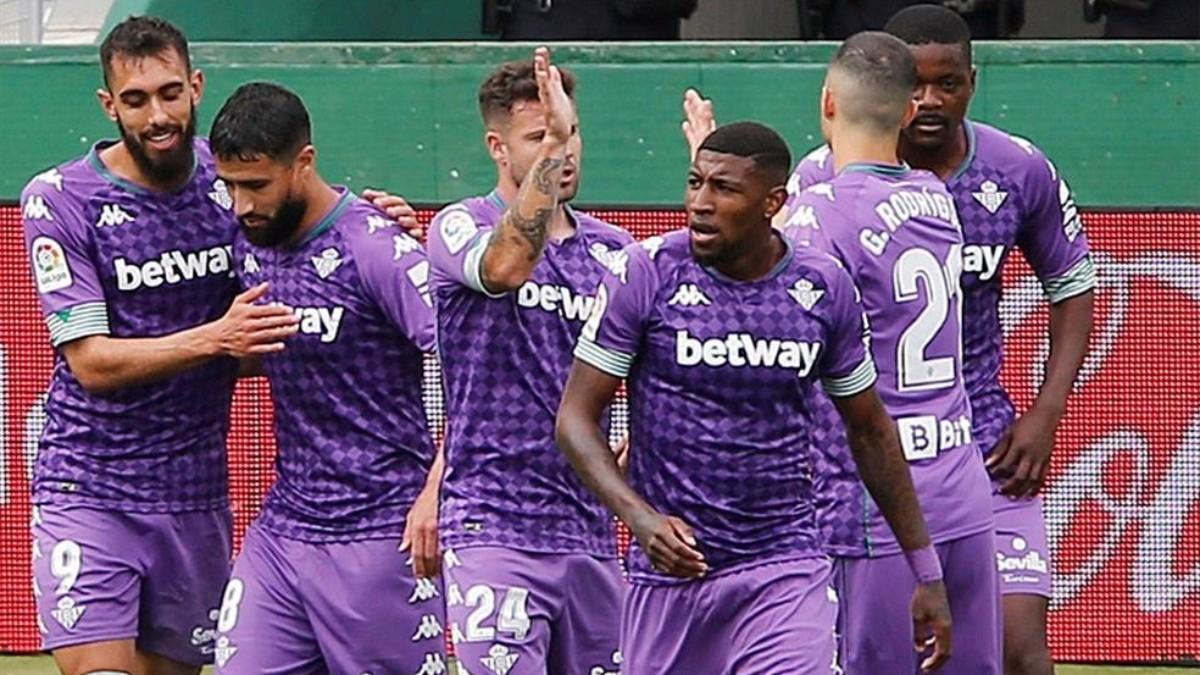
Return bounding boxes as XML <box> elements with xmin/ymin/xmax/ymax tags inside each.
<box><xmin>788</xmin><ymin>121</ymin><xmax>1095</xmax><ymax>459</ymax></box>
<box><xmin>427</xmin><ymin>192</ymin><xmax>633</xmax><ymax>556</ymax></box>
<box><xmin>785</xmin><ymin>164</ymin><xmax>993</xmax><ymax>557</ymax></box>
<box><xmin>233</xmin><ymin>190</ymin><xmax>437</xmax><ymax>541</ymax></box>
<box><xmin>575</xmin><ymin>230</ymin><xmax>877</xmax><ymax>583</ymax></box>
<box><xmin>21</xmin><ymin>139</ymin><xmax>239</xmax><ymax>512</ymax></box>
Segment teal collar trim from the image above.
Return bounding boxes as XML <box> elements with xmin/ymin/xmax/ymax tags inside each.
<box><xmin>297</xmin><ymin>188</ymin><xmax>354</xmax><ymax>247</ymax></box>
<box><xmin>842</xmin><ymin>161</ymin><xmax>910</xmax><ymax>178</ymax></box>
<box><xmin>704</xmin><ymin>231</ymin><xmax>795</xmax><ymax>284</ymax></box>
<box><xmin>949</xmin><ymin>119</ymin><xmax>977</xmax><ymax>181</ymax></box>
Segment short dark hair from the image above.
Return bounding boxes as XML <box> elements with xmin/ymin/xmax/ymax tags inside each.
<box><xmin>885</xmin><ymin>5</ymin><xmax>973</xmax><ymax>64</ymax></box>
<box><xmin>210</xmin><ymin>82</ymin><xmax>312</xmax><ymax>162</ymax></box>
<box><xmin>99</xmin><ymin>16</ymin><xmax>191</xmax><ymax>88</ymax></box>
<box><xmin>829</xmin><ymin>31</ymin><xmax>918</xmax><ymax>132</ymax></box>
<box><xmin>698</xmin><ymin>121</ymin><xmax>792</xmax><ymax>184</ymax></box>
<box><xmin>478</xmin><ymin>59</ymin><xmax>577</xmax><ymax>125</ymax></box>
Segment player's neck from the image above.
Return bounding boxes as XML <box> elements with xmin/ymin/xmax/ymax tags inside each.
<box><xmin>714</xmin><ymin>228</ymin><xmax>785</xmax><ymax>282</ymax></box>
<box><xmin>286</xmin><ymin>181</ymin><xmax>341</xmax><ymax>247</ymax></box>
<box><xmin>899</xmin><ymin>124</ymin><xmax>969</xmax><ymax>181</ymax></box>
<box><xmin>830</xmin><ymin>130</ymin><xmax>903</xmax><ymax>174</ymax></box>
<box><xmin>100</xmin><ymin>141</ymin><xmax>193</xmax><ymax>193</ymax></box>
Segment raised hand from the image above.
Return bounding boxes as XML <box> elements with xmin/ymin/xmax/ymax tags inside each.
<box><xmin>534</xmin><ymin>46</ymin><xmax>574</xmax><ymax>145</ymax></box>
<box><xmin>682</xmin><ymin>88</ymin><xmax>717</xmax><ymax>161</ymax></box>
<box><xmin>210</xmin><ymin>283</ymin><xmax>299</xmax><ymax>357</ymax></box>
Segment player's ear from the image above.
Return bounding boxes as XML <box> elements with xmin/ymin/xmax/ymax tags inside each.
<box><xmin>294</xmin><ymin>145</ymin><xmax>316</xmax><ymax>178</ymax></box>
<box><xmin>96</xmin><ymin>87</ymin><xmax>118</xmax><ymax>123</ymax></box>
<box><xmin>969</xmin><ymin>65</ymin><xmax>978</xmax><ymax>94</ymax></box>
<box><xmin>484</xmin><ymin>129</ymin><xmax>507</xmax><ymax>167</ymax></box>
<box><xmin>765</xmin><ymin>185</ymin><xmax>788</xmax><ymax>219</ymax></box>
<box><xmin>189</xmin><ymin>68</ymin><xmax>205</xmax><ymax>107</ymax></box>
<box><xmin>820</xmin><ymin>85</ymin><xmax>835</xmax><ymax>123</ymax></box>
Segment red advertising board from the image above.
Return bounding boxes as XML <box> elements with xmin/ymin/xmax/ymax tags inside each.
<box><xmin>0</xmin><ymin>205</ymin><xmax>1197</xmax><ymax>662</ymax></box>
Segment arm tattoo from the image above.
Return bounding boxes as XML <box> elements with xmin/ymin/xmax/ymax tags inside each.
<box><xmin>532</xmin><ymin>157</ymin><xmax>565</xmax><ymax>195</ymax></box>
<box><xmin>504</xmin><ymin>206</ymin><xmax>554</xmax><ymax>260</ymax></box>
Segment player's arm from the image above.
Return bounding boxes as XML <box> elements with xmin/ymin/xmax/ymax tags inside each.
<box><xmin>819</xmin><ymin>264</ymin><xmax>951</xmax><ymax>671</ymax></box>
<box><xmin>988</xmin><ymin>153</ymin><xmax>1096</xmax><ymax>496</ymax></box>
<box><xmin>61</xmin><ymin>283</ymin><xmax>297</xmax><ymax>393</ymax></box>
<box><xmin>403</xmin><ymin>441</ymin><xmax>444</xmax><ymax>578</ymax></box>
<box><xmin>557</xmin><ymin>362</ymin><xmax>706</xmax><ymax>578</ymax></box>
<box><xmin>478</xmin><ymin>47</ymin><xmax>572</xmax><ymax>293</ymax></box>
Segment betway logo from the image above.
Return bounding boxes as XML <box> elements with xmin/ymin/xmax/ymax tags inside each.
<box><xmin>997</xmin><ymin>550</ymin><xmax>1049</xmax><ymax>574</ymax></box>
<box><xmin>292</xmin><ymin>306</ymin><xmax>344</xmax><ymax>343</ymax></box>
<box><xmin>675</xmin><ymin>329</ymin><xmax>821</xmax><ymax>376</ymax></box>
<box><xmin>516</xmin><ymin>281</ymin><xmax>594</xmax><ymax>322</ymax></box>
<box><xmin>963</xmin><ymin>244</ymin><xmax>1005</xmax><ymax>282</ymax></box>
<box><xmin>114</xmin><ymin>245</ymin><xmax>233</xmax><ymax>291</ymax></box>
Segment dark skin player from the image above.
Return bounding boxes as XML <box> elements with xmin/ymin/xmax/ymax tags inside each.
<box><xmin>556</xmin><ymin>143</ymin><xmax>955</xmax><ymax>671</ymax></box>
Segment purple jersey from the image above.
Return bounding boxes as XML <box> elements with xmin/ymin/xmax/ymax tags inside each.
<box><xmin>427</xmin><ymin>192</ymin><xmax>633</xmax><ymax>556</ymax></box>
<box><xmin>233</xmin><ymin>191</ymin><xmax>437</xmax><ymax>542</ymax></box>
<box><xmin>575</xmin><ymin>231</ymin><xmax>877</xmax><ymax>583</ymax></box>
<box><xmin>788</xmin><ymin>121</ymin><xmax>1095</xmax><ymax>458</ymax></box>
<box><xmin>785</xmin><ymin>164</ymin><xmax>992</xmax><ymax>556</ymax></box>
<box><xmin>21</xmin><ymin>139</ymin><xmax>239</xmax><ymax>512</ymax></box>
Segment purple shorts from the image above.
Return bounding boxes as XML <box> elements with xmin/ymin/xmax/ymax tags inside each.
<box><xmin>442</xmin><ymin>546</ymin><xmax>623</xmax><ymax>675</ymax></box>
<box><xmin>993</xmin><ymin>492</ymin><xmax>1053</xmax><ymax>597</ymax></box>
<box><xmin>214</xmin><ymin>523</ymin><xmax>446</xmax><ymax>674</ymax></box>
<box><xmin>835</xmin><ymin>530</ymin><xmax>1001</xmax><ymax>675</ymax></box>
<box><xmin>621</xmin><ymin>557</ymin><xmax>837</xmax><ymax>674</ymax></box>
<box><xmin>31</xmin><ymin>504</ymin><xmax>232</xmax><ymax>665</ymax></box>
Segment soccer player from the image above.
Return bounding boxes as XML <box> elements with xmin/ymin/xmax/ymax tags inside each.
<box><xmin>20</xmin><ymin>17</ymin><xmax>298</xmax><ymax>675</ymax></box>
<box><xmin>786</xmin><ymin>32</ymin><xmax>1000</xmax><ymax>674</ymax></box>
<box><xmin>208</xmin><ymin>82</ymin><xmax>445</xmax><ymax>675</ymax></box>
<box><xmin>788</xmin><ymin>9</ymin><xmax>1095</xmax><ymax>674</ymax></box>
<box><xmin>426</xmin><ymin>48</ymin><xmax>632</xmax><ymax>673</ymax></box>
<box><xmin>556</xmin><ymin>121</ymin><xmax>952</xmax><ymax>672</ymax></box>
<box><xmin>21</xmin><ymin>16</ymin><xmax>424</xmax><ymax>675</ymax></box>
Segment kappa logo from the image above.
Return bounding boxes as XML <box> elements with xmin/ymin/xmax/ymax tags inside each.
<box><xmin>806</xmin><ymin>183</ymin><xmax>836</xmax><ymax>202</ymax></box>
<box><xmin>213</xmin><ymin>635</ymin><xmax>238</xmax><ymax>668</ymax></box>
<box><xmin>449</xmin><ymin>621</ymin><xmax>466</xmax><ymax>644</ymax></box>
<box><xmin>446</xmin><ymin>583</ymin><xmax>465</xmax><ymax>607</ymax></box>
<box><xmin>33</xmin><ymin>168</ymin><xmax>64</xmax><ymax>191</ymax></box>
<box><xmin>806</xmin><ymin>144</ymin><xmax>832</xmax><ymax>169</ymax></box>
<box><xmin>972</xmin><ymin>180</ymin><xmax>1009</xmax><ymax>214</ymax></box>
<box><xmin>641</xmin><ymin>235</ymin><xmax>665</xmax><ymax>259</ymax></box>
<box><xmin>667</xmin><ymin>283</ymin><xmax>711</xmax><ymax>307</ymax></box>
<box><xmin>243</xmin><ymin>253</ymin><xmax>260</xmax><ymax>275</ymax></box>
<box><xmin>96</xmin><ymin>204</ymin><xmax>134</xmax><ymax>228</ymax></box>
<box><xmin>788</xmin><ymin>278</ymin><xmax>825</xmax><ymax>310</ymax></box>
<box><xmin>787</xmin><ymin>204</ymin><xmax>820</xmax><ymax>230</ymax></box>
<box><xmin>311</xmin><ymin>247</ymin><xmax>344</xmax><ymax>279</ymax></box>
<box><xmin>394</xmin><ymin>234</ymin><xmax>422</xmax><ymax>259</ymax></box>
<box><xmin>589</xmin><ymin>243</ymin><xmax>629</xmax><ymax>283</ymax></box>
<box><xmin>443</xmin><ymin>549</ymin><xmax>463</xmax><ymax>569</ymax></box>
<box><xmin>412</xmin><ymin>614</ymin><xmax>443</xmax><ymax>641</ymax></box>
<box><xmin>481</xmin><ymin>644</ymin><xmax>519</xmax><ymax>675</ymax></box>
<box><xmin>416</xmin><ymin>653</ymin><xmax>448</xmax><ymax>675</ymax></box>
<box><xmin>369</xmin><ymin>214</ymin><xmax>395</xmax><ymax>234</ymax></box>
<box><xmin>409</xmin><ymin>577</ymin><xmax>439</xmax><ymax>603</ymax></box>
<box><xmin>51</xmin><ymin>597</ymin><xmax>86</xmax><ymax>631</ymax></box>
<box><xmin>1058</xmin><ymin>179</ymin><xmax>1084</xmax><ymax>243</ymax></box>
<box><xmin>23</xmin><ymin>195</ymin><xmax>54</xmax><ymax>221</ymax></box>
<box><xmin>1008</xmin><ymin>134</ymin><xmax>1036</xmax><ymax>156</ymax></box>
<box><xmin>209</xmin><ymin>179</ymin><xmax>232</xmax><ymax>210</ymax></box>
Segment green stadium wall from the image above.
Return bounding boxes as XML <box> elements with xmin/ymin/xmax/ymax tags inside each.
<box><xmin>0</xmin><ymin>42</ymin><xmax>1196</xmax><ymax>206</ymax></box>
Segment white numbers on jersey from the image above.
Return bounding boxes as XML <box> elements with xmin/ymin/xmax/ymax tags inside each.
<box><xmin>216</xmin><ymin>578</ymin><xmax>245</xmax><ymax>633</ymax></box>
<box><xmin>49</xmin><ymin>540</ymin><xmax>82</xmax><ymax>595</ymax></box>
<box><xmin>893</xmin><ymin>246</ymin><xmax>963</xmax><ymax>393</ymax></box>
<box><xmin>463</xmin><ymin>585</ymin><xmax>532</xmax><ymax>642</ymax></box>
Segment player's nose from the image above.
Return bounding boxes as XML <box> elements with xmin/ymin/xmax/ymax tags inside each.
<box><xmin>915</xmin><ymin>84</ymin><xmax>942</xmax><ymax>109</ymax></box>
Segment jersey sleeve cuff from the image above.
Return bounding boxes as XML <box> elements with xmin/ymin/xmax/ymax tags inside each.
<box><xmin>45</xmin><ymin>302</ymin><xmax>109</xmax><ymax>347</ymax></box>
<box><xmin>463</xmin><ymin>230</ymin><xmax>507</xmax><ymax>299</ymax></box>
<box><xmin>822</xmin><ymin>357</ymin><xmax>877</xmax><ymax>398</ymax></box>
<box><xmin>574</xmin><ymin>337</ymin><xmax>635</xmax><ymax>378</ymax></box>
<box><xmin>1042</xmin><ymin>256</ymin><xmax>1096</xmax><ymax>304</ymax></box>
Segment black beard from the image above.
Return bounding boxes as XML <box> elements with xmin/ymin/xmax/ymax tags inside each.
<box><xmin>242</xmin><ymin>197</ymin><xmax>308</xmax><ymax>248</ymax></box>
<box><xmin>116</xmin><ymin>103</ymin><xmax>197</xmax><ymax>186</ymax></box>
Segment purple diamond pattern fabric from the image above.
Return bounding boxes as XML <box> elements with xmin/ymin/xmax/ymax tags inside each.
<box><xmin>576</xmin><ymin>231</ymin><xmax>875</xmax><ymax>583</ymax></box>
<box><xmin>21</xmin><ymin>139</ymin><xmax>239</xmax><ymax>512</ymax></box>
<box><xmin>234</xmin><ymin>191</ymin><xmax>437</xmax><ymax>542</ymax></box>
<box><xmin>785</xmin><ymin>164</ymin><xmax>993</xmax><ymax>557</ymax></box>
<box><xmin>427</xmin><ymin>192</ymin><xmax>633</xmax><ymax>556</ymax></box>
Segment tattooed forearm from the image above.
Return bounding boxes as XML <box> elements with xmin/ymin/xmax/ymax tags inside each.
<box><xmin>532</xmin><ymin>157</ymin><xmax>565</xmax><ymax>195</ymax></box>
<box><xmin>503</xmin><ymin>206</ymin><xmax>554</xmax><ymax>260</ymax></box>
